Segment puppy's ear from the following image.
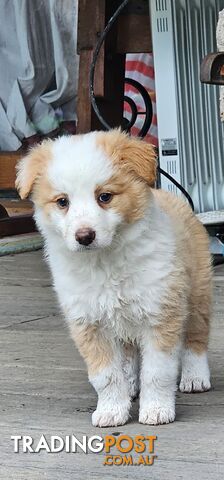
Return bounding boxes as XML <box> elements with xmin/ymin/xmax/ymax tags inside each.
<box><xmin>15</xmin><ymin>141</ymin><xmax>52</xmax><ymax>199</ymax></box>
<box><xmin>98</xmin><ymin>130</ymin><xmax>157</xmax><ymax>186</ymax></box>
<box><xmin>119</xmin><ymin>135</ymin><xmax>157</xmax><ymax>186</ymax></box>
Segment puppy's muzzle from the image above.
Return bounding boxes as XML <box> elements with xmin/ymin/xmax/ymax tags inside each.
<box><xmin>75</xmin><ymin>228</ymin><xmax>96</xmax><ymax>246</ymax></box>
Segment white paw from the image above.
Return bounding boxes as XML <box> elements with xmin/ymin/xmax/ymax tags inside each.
<box><xmin>179</xmin><ymin>375</ymin><xmax>211</xmax><ymax>393</ymax></box>
<box><xmin>139</xmin><ymin>405</ymin><xmax>175</xmax><ymax>425</ymax></box>
<box><xmin>92</xmin><ymin>403</ymin><xmax>130</xmax><ymax>427</ymax></box>
<box><xmin>180</xmin><ymin>350</ymin><xmax>211</xmax><ymax>393</ymax></box>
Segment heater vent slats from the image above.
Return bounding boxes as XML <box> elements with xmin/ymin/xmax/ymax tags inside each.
<box><xmin>156</xmin><ymin>16</ymin><xmax>168</xmax><ymax>32</ymax></box>
<box><xmin>172</xmin><ymin>0</ymin><xmax>224</xmax><ymax>212</ymax></box>
<box><xmin>166</xmin><ymin>159</ymin><xmax>177</xmax><ymax>175</ymax></box>
<box><xmin>156</xmin><ymin>0</ymin><xmax>168</xmax><ymax>11</ymax></box>
<box><xmin>168</xmin><ymin>183</ymin><xmax>178</xmax><ymax>195</ymax></box>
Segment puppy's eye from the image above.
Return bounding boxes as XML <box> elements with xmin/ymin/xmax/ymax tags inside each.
<box><xmin>98</xmin><ymin>193</ymin><xmax>113</xmax><ymax>204</ymax></box>
<box><xmin>56</xmin><ymin>197</ymin><xmax>69</xmax><ymax>209</ymax></box>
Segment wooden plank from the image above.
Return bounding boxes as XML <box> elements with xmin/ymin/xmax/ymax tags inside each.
<box><xmin>0</xmin><ymin>251</ymin><xmax>224</xmax><ymax>479</ymax></box>
<box><xmin>77</xmin><ymin>0</ymin><xmax>105</xmax><ymax>97</ymax></box>
<box><xmin>77</xmin><ymin>0</ymin><xmax>105</xmax><ymax>52</ymax></box>
<box><xmin>117</xmin><ymin>14</ymin><xmax>152</xmax><ymax>53</ymax></box>
<box><xmin>0</xmin><ymin>215</ymin><xmax>36</xmax><ymax>238</ymax></box>
<box><xmin>0</xmin><ymin>199</ymin><xmax>33</xmax><ymax>217</ymax></box>
<box><xmin>77</xmin><ymin>50</ymin><xmax>93</xmax><ymax>133</ymax></box>
<box><xmin>0</xmin><ymin>153</ymin><xmax>21</xmax><ymax>189</ymax></box>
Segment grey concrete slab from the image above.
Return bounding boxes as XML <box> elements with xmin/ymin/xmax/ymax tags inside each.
<box><xmin>0</xmin><ymin>251</ymin><xmax>223</xmax><ymax>479</ymax></box>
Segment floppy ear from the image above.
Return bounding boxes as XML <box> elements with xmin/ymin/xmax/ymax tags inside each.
<box><xmin>118</xmin><ymin>135</ymin><xmax>157</xmax><ymax>186</ymax></box>
<box><xmin>15</xmin><ymin>141</ymin><xmax>52</xmax><ymax>199</ymax></box>
<box><xmin>98</xmin><ymin>130</ymin><xmax>157</xmax><ymax>186</ymax></box>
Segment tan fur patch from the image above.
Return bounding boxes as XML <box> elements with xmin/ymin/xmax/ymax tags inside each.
<box><xmin>70</xmin><ymin>323</ymin><xmax>113</xmax><ymax>376</ymax></box>
<box><xmin>152</xmin><ymin>190</ymin><xmax>212</xmax><ymax>354</ymax></box>
<box><xmin>153</xmin><ymin>273</ymin><xmax>189</xmax><ymax>352</ymax></box>
<box><xmin>96</xmin><ymin>129</ymin><xmax>157</xmax><ymax>186</ymax></box>
<box><xmin>95</xmin><ymin>170</ymin><xmax>151</xmax><ymax>223</ymax></box>
<box><xmin>32</xmin><ymin>176</ymin><xmax>56</xmax><ymax>207</ymax></box>
<box><xmin>16</xmin><ymin>140</ymin><xmax>53</xmax><ymax>199</ymax></box>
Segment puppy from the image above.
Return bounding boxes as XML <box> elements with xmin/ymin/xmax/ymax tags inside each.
<box><xmin>16</xmin><ymin>130</ymin><xmax>212</xmax><ymax>427</ymax></box>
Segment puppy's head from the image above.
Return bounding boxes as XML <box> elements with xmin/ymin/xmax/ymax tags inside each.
<box><xmin>16</xmin><ymin>130</ymin><xmax>157</xmax><ymax>252</ymax></box>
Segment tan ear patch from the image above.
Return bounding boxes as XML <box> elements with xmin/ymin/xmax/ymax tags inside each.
<box><xmin>96</xmin><ymin>129</ymin><xmax>157</xmax><ymax>186</ymax></box>
<box><xmin>15</xmin><ymin>140</ymin><xmax>53</xmax><ymax>199</ymax></box>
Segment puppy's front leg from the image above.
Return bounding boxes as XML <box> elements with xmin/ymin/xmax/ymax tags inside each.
<box><xmin>139</xmin><ymin>327</ymin><xmax>181</xmax><ymax>425</ymax></box>
<box><xmin>70</xmin><ymin>324</ymin><xmax>131</xmax><ymax>427</ymax></box>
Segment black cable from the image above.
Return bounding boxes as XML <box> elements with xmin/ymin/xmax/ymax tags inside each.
<box><xmin>89</xmin><ymin>0</ymin><xmax>194</xmax><ymax>211</ymax></box>
<box><xmin>158</xmin><ymin>167</ymin><xmax>194</xmax><ymax>211</ymax></box>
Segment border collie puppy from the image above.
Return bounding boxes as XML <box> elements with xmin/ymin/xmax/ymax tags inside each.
<box><xmin>16</xmin><ymin>130</ymin><xmax>212</xmax><ymax>427</ymax></box>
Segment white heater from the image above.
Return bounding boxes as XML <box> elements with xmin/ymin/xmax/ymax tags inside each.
<box><xmin>150</xmin><ymin>0</ymin><xmax>224</xmax><ymax>213</ymax></box>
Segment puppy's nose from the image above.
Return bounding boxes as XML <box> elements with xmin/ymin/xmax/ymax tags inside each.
<box><xmin>75</xmin><ymin>228</ymin><xmax>96</xmax><ymax>246</ymax></box>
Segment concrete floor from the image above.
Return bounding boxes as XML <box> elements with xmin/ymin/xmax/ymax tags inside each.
<box><xmin>0</xmin><ymin>250</ymin><xmax>224</xmax><ymax>480</ymax></box>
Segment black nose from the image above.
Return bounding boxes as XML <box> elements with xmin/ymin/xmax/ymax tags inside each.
<box><xmin>75</xmin><ymin>228</ymin><xmax>96</xmax><ymax>246</ymax></box>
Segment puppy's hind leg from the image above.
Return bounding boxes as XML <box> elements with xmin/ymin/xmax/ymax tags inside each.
<box><xmin>179</xmin><ymin>290</ymin><xmax>211</xmax><ymax>393</ymax></box>
<box><xmin>122</xmin><ymin>342</ymin><xmax>139</xmax><ymax>399</ymax></box>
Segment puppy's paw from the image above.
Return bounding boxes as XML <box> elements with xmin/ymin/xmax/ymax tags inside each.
<box><xmin>92</xmin><ymin>403</ymin><xmax>130</xmax><ymax>427</ymax></box>
<box><xmin>180</xmin><ymin>350</ymin><xmax>211</xmax><ymax>393</ymax></box>
<box><xmin>179</xmin><ymin>375</ymin><xmax>211</xmax><ymax>393</ymax></box>
<box><xmin>139</xmin><ymin>405</ymin><xmax>175</xmax><ymax>425</ymax></box>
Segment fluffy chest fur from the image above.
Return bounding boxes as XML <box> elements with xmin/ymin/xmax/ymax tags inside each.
<box><xmin>46</xmin><ymin>204</ymin><xmax>176</xmax><ymax>342</ymax></box>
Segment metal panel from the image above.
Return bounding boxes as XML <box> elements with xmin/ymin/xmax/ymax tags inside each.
<box><xmin>151</xmin><ymin>0</ymin><xmax>224</xmax><ymax>212</ymax></box>
<box><xmin>172</xmin><ymin>0</ymin><xmax>224</xmax><ymax>212</ymax></box>
<box><xmin>150</xmin><ymin>0</ymin><xmax>180</xmax><ymax>197</ymax></box>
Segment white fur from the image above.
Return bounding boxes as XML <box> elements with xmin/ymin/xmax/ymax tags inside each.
<box><xmin>90</xmin><ymin>359</ymin><xmax>131</xmax><ymax>428</ymax></box>
<box><xmin>36</xmin><ymin>199</ymin><xmax>175</xmax><ymax>342</ymax></box>
<box><xmin>139</xmin><ymin>333</ymin><xmax>180</xmax><ymax>424</ymax></box>
<box><xmin>179</xmin><ymin>349</ymin><xmax>211</xmax><ymax>393</ymax></box>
